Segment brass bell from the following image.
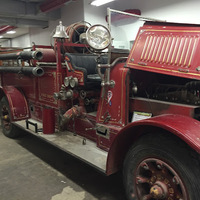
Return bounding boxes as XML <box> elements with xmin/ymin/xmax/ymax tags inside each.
<box><xmin>53</xmin><ymin>21</ymin><xmax>69</xmax><ymax>39</ymax></box>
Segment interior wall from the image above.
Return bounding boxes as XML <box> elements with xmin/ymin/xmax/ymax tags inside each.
<box><xmin>29</xmin><ymin>20</ymin><xmax>59</xmax><ymax>47</ymax></box>
<box><xmin>12</xmin><ymin>33</ymin><xmax>31</xmax><ymax>48</ymax></box>
<box><xmin>8</xmin><ymin>0</ymin><xmax>83</xmax><ymax>47</ymax></box>
<box><xmin>137</xmin><ymin>0</ymin><xmax>200</xmax><ymax>24</ymax></box>
<box><xmin>29</xmin><ymin>0</ymin><xmax>84</xmax><ymax>46</ymax></box>
<box><xmin>83</xmin><ymin>0</ymin><xmax>108</xmax><ymax>26</ymax></box>
<box><xmin>0</xmin><ymin>40</ymin><xmax>11</xmax><ymax>48</ymax></box>
<box><xmin>2</xmin><ymin>0</ymin><xmax>200</xmax><ymax>48</ymax></box>
<box><xmin>111</xmin><ymin>0</ymin><xmax>200</xmax><ymax>24</ymax></box>
<box><xmin>112</xmin><ymin>0</ymin><xmax>200</xmax><ymax>40</ymax></box>
<box><xmin>98</xmin><ymin>0</ymin><xmax>200</xmax><ymax>49</ymax></box>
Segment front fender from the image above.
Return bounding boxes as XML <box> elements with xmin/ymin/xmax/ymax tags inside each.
<box><xmin>106</xmin><ymin>114</ymin><xmax>200</xmax><ymax>175</ymax></box>
<box><xmin>0</xmin><ymin>86</ymin><xmax>30</xmax><ymax>121</ymax></box>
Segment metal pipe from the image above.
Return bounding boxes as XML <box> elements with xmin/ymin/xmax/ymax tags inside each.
<box><xmin>0</xmin><ymin>51</ymin><xmax>43</xmax><ymax>61</ymax></box>
<box><xmin>107</xmin><ymin>7</ymin><xmax>112</xmax><ymax>65</ymax></box>
<box><xmin>109</xmin><ymin>8</ymin><xmax>166</xmax><ymax>22</ymax></box>
<box><xmin>36</xmin><ymin>48</ymin><xmax>65</xmax><ymax>63</ymax></box>
<box><xmin>60</xmin><ymin>106</ymin><xmax>84</xmax><ymax>127</ymax></box>
<box><xmin>97</xmin><ymin>57</ymin><xmax>128</xmax><ymax>86</ymax></box>
<box><xmin>98</xmin><ymin>57</ymin><xmax>128</xmax><ymax>69</ymax></box>
<box><xmin>0</xmin><ymin>66</ymin><xmax>44</xmax><ymax>77</ymax></box>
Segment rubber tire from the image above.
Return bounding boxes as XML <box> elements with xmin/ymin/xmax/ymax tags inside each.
<box><xmin>123</xmin><ymin>132</ymin><xmax>200</xmax><ymax>200</ymax></box>
<box><xmin>0</xmin><ymin>96</ymin><xmax>20</xmax><ymax>138</ymax></box>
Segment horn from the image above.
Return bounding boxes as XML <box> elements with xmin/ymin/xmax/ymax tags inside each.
<box><xmin>53</xmin><ymin>21</ymin><xmax>69</xmax><ymax>39</ymax></box>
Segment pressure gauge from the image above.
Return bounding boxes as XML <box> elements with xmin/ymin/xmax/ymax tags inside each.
<box><xmin>86</xmin><ymin>24</ymin><xmax>111</xmax><ymax>51</ymax></box>
<box><xmin>64</xmin><ymin>77</ymin><xmax>70</xmax><ymax>87</ymax></box>
<box><xmin>69</xmin><ymin>77</ymin><xmax>78</xmax><ymax>88</ymax></box>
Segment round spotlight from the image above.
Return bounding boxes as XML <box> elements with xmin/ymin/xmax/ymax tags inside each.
<box><xmin>86</xmin><ymin>24</ymin><xmax>111</xmax><ymax>51</ymax></box>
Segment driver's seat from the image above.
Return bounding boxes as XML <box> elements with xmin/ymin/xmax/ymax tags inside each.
<box><xmin>65</xmin><ymin>53</ymin><xmax>107</xmax><ymax>87</ymax></box>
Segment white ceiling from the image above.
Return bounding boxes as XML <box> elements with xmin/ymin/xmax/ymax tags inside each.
<box><xmin>0</xmin><ymin>27</ymin><xmax>30</xmax><ymax>42</ymax></box>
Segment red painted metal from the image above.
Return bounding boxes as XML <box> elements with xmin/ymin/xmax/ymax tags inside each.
<box><xmin>1</xmin><ymin>86</ymin><xmax>30</xmax><ymax>121</ymax></box>
<box><xmin>33</xmin><ymin>44</ymin><xmax>86</xmax><ymax>64</ymax></box>
<box><xmin>38</xmin><ymin>69</ymin><xmax>60</xmax><ymax>106</ymax></box>
<box><xmin>36</xmin><ymin>48</ymin><xmax>58</xmax><ymax>63</ymax></box>
<box><xmin>2</xmin><ymin>20</ymin><xmax>200</xmax><ymax>181</ymax></box>
<box><xmin>96</xmin><ymin>63</ymin><xmax>130</xmax><ymax>127</ymax></box>
<box><xmin>106</xmin><ymin>114</ymin><xmax>200</xmax><ymax>174</ymax></box>
<box><xmin>67</xmin><ymin>117</ymin><xmax>97</xmax><ymax>142</ymax></box>
<box><xmin>127</xmin><ymin>22</ymin><xmax>200</xmax><ymax>80</ymax></box>
<box><xmin>62</xmin><ymin>105</ymin><xmax>85</xmax><ymax>125</ymax></box>
<box><xmin>130</xmin><ymin>97</ymin><xmax>198</xmax><ymax>118</ymax></box>
<box><xmin>40</xmin><ymin>0</ymin><xmax>74</xmax><ymax>12</ymax></box>
<box><xmin>43</xmin><ymin>108</ymin><xmax>55</xmax><ymax>134</ymax></box>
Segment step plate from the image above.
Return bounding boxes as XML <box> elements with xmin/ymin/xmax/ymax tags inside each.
<box><xmin>15</xmin><ymin>119</ymin><xmax>107</xmax><ymax>173</ymax></box>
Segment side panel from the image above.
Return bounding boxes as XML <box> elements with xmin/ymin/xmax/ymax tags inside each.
<box><xmin>106</xmin><ymin>114</ymin><xmax>200</xmax><ymax>175</ymax></box>
<box><xmin>38</xmin><ymin>69</ymin><xmax>58</xmax><ymax>106</ymax></box>
<box><xmin>95</xmin><ymin>63</ymin><xmax>129</xmax><ymax>150</ymax></box>
<box><xmin>2</xmin><ymin>73</ymin><xmax>36</xmax><ymax>100</ymax></box>
<box><xmin>96</xmin><ymin>63</ymin><xmax>129</xmax><ymax>127</ymax></box>
<box><xmin>1</xmin><ymin>86</ymin><xmax>30</xmax><ymax>121</ymax></box>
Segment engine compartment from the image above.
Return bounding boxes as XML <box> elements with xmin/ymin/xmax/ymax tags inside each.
<box><xmin>131</xmin><ymin>69</ymin><xmax>200</xmax><ymax>105</ymax></box>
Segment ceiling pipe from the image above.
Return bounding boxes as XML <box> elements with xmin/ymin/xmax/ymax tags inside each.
<box><xmin>40</xmin><ymin>0</ymin><xmax>75</xmax><ymax>13</ymax></box>
<box><xmin>0</xmin><ymin>25</ymin><xmax>16</xmax><ymax>35</ymax></box>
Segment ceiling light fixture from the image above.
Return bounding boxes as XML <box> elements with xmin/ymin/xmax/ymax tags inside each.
<box><xmin>0</xmin><ymin>36</ymin><xmax>3</xmax><ymax>38</ymax></box>
<box><xmin>6</xmin><ymin>30</ymin><xmax>16</xmax><ymax>34</ymax></box>
<box><xmin>91</xmin><ymin>0</ymin><xmax>115</xmax><ymax>7</ymax></box>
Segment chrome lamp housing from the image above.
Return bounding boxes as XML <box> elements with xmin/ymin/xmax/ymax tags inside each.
<box><xmin>86</xmin><ymin>24</ymin><xmax>111</xmax><ymax>51</ymax></box>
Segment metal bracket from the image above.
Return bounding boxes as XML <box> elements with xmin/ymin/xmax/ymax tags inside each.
<box><xmin>26</xmin><ymin>120</ymin><xmax>42</xmax><ymax>133</ymax></box>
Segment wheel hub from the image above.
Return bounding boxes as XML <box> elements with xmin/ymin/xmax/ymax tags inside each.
<box><xmin>150</xmin><ymin>181</ymin><xmax>168</xmax><ymax>199</ymax></box>
<box><xmin>135</xmin><ymin>158</ymin><xmax>188</xmax><ymax>200</ymax></box>
<box><xmin>2</xmin><ymin>115</ymin><xmax>9</xmax><ymax>121</ymax></box>
<box><xmin>1</xmin><ymin>105</ymin><xmax>11</xmax><ymax>131</ymax></box>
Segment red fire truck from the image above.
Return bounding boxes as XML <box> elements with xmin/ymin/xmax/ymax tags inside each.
<box><xmin>0</xmin><ymin>8</ymin><xmax>200</xmax><ymax>200</ymax></box>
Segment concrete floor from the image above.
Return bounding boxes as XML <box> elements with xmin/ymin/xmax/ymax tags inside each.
<box><xmin>0</xmin><ymin>127</ymin><xmax>126</xmax><ymax>200</ymax></box>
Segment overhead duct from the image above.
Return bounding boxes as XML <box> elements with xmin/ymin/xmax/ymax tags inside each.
<box><xmin>40</xmin><ymin>0</ymin><xmax>75</xmax><ymax>13</ymax></box>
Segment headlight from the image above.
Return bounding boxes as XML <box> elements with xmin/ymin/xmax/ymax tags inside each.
<box><xmin>86</xmin><ymin>25</ymin><xmax>111</xmax><ymax>51</ymax></box>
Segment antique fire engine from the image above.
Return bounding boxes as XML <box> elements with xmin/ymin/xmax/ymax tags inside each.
<box><xmin>0</xmin><ymin>8</ymin><xmax>200</xmax><ymax>200</ymax></box>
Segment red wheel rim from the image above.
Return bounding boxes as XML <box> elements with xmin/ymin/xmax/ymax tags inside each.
<box><xmin>134</xmin><ymin>158</ymin><xmax>188</xmax><ymax>200</ymax></box>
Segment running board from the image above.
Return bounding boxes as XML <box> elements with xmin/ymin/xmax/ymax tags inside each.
<box><xmin>14</xmin><ymin>119</ymin><xmax>107</xmax><ymax>173</ymax></box>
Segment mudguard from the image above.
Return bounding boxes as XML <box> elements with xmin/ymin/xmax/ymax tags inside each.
<box><xmin>106</xmin><ymin>114</ymin><xmax>200</xmax><ymax>175</ymax></box>
<box><xmin>0</xmin><ymin>86</ymin><xmax>30</xmax><ymax>121</ymax></box>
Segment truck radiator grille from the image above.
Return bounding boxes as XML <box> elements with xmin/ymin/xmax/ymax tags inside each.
<box><xmin>140</xmin><ymin>35</ymin><xmax>199</xmax><ymax>67</ymax></box>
